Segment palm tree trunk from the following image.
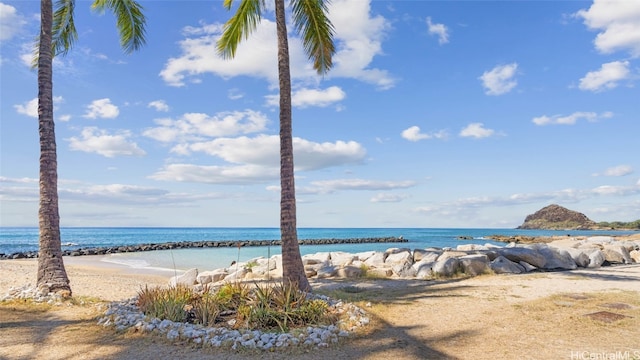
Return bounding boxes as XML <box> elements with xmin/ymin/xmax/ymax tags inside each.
<box><xmin>36</xmin><ymin>0</ymin><xmax>71</xmax><ymax>296</ymax></box>
<box><xmin>275</xmin><ymin>0</ymin><xmax>310</xmax><ymax>292</ymax></box>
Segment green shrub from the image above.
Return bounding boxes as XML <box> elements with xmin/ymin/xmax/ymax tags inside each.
<box><xmin>136</xmin><ymin>281</ymin><xmax>338</xmax><ymax>332</ymax></box>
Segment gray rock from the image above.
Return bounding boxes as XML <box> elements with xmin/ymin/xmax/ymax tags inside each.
<box><xmin>519</xmin><ymin>261</ymin><xmax>537</xmax><ymax>272</ymax></box>
<box><xmin>315</xmin><ymin>265</ymin><xmax>337</xmax><ymax>278</ymax></box>
<box><xmin>363</xmin><ymin>252</ymin><xmax>386</xmax><ymax>268</ymax></box>
<box><xmin>490</xmin><ymin>256</ymin><xmax>525</xmax><ymax>274</ymax></box>
<box><xmin>169</xmin><ymin>268</ymin><xmax>198</xmax><ymax>286</ymax></box>
<box><xmin>413</xmin><ymin>249</ymin><xmax>441</xmax><ymax>263</ymax></box>
<box><xmin>497</xmin><ymin>247</ymin><xmax>547</xmax><ymax>268</ymax></box>
<box><xmin>385</xmin><ymin>250</ymin><xmax>415</xmax><ymax>277</ymax></box>
<box><xmin>432</xmin><ymin>257</ymin><xmax>461</xmax><ymax>277</ymax></box>
<box><xmin>458</xmin><ymin>254</ymin><xmax>489</xmax><ymax>276</ymax></box>
<box><xmin>412</xmin><ymin>260</ymin><xmax>434</xmax><ymax>279</ymax></box>
<box><xmin>602</xmin><ymin>245</ymin><xmax>633</xmax><ymax>264</ymax></box>
<box><xmin>565</xmin><ymin>248</ymin><xmax>591</xmax><ymax>268</ymax></box>
<box><xmin>630</xmin><ymin>250</ymin><xmax>640</xmax><ymax>263</ymax></box>
<box><xmin>330</xmin><ymin>252</ymin><xmax>357</xmax><ymax>266</ymax></box>
<box><xmin>337</xmin><ymin>265</ymin><xmax>364</xmax><ymax>278</ymax></box>
<box><xmin>526</xmin><ymin>244</ymin><xmax>576</xmax><ymax>270</ymax></box>
<box><xmin>197</xmin><ymin>268</ymin><xmax>227</xmax><ymax>285</ymax></box>
<box><xmin>585</xmin><ymin>249</ymin><xmax>606</xmax><ymax>268</ymax></box>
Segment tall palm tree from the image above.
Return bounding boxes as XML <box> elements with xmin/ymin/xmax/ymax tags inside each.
<box><xmin>36</xmin><ymin>0</ymin><xmax>146</xmax><ymax>295</ymax></box>
<box><xmin>217</xmin><ymin>0</ymin><xmax>335</xmax><ymax>292</ymax></box>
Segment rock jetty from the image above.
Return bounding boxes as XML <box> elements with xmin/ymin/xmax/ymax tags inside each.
<box><xmin>0</xmin><ymin>237</ymin><xmax>406</xmax><ymax>260</ymax></box>
<box><xmin>170</xmin><ymin>235</ymin><xmax>640</xmax><ymax>287</ymax></box>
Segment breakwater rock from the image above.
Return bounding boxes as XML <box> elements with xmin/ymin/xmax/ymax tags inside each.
<box><xmin>0</xmin><ymin>237</ymin><xmax>407</xmax><ymax>260</ymax></box>
<box><xmin>170</xmin><ymin>235</ymin><xmax>640</xmax><ymax>287</ymax></box>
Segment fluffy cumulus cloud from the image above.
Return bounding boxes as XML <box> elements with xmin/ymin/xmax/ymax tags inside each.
<box><xmin>575</xmin><ymin>0</ymin><xmax>640</xmax><ymax>57</ymax></box>
<box><xmin>151</xmin><ymin>135</ymin><xmax>366</xmax><ymax>184</ymax></box>
<box><xmin>532</xmin><ymin>111</ymin><xmax>613</xmax><ymax>126</ymax></box>
<box><xmin>593</xmin><ymin>165</ymin><xmax>634</xmax><ymax>177</ymax></box>
<box><xmin>176</xmin><ymin>135</ymin><xmax>366</xmax><ymax>171</ymax></box>
<box><xmin>328</xmin><ymin>0</ymin><xmax>395</xmax><ymax>89</ymax></box>
<box><xmin>459</xmin><ymin>123</ymin><xmax>495</xmax><ymax>139</ymax></box>
<box><xmin>0</xmin><ymin>3</ymin><xmax>26</xmax><ymax>41</ymax></box>
<box><xmin>266</xmin><ymin>86</ymin><xmax>346</xmax><ymax>108</ymax></box>
<box><xmin>479</xmin><ymin>63</ymin><xmax>518</xmax><ymax>95</ymax></box>
<box><xmin>401</xmin><ymin>126</ymin><xmax>448</xmax><ymax>142</ymax></box>
<box><xmin>426</xmin><ymin>17</ymin><xmax>449</xmax><ymax>44</ymax></box>
<box><xmin>143</xmin><ymin>110</ymin><xmax>269</xmax><ymax>143</ymax></box>
<box><xmin>148</xmin><ymin>100</ymin><xmax>169</xmax><ymax>112</ymax></box>
<box><xmin>579</xmin><ymin>60</ymin><xmax>630</xmax><ymax>91</ymax></box>
<box><xmin>14</xmin><ymin>97</ymin><xmax>64</xmax><ymax>118</ymax></box>
<box><xmin>303</xmin><ymin>179</ymin><xmax>416</xmax><ymax>194</ymax></box>
<box><xmin>160</xmin><ymin>0</ymin><xmax>394</xmax><ymax>89</ymax></box>
<box><xmin>84</xmin><ymin>98</ymin><xmax>119</xmax><ymax>119</ymax></box>
<box><xmin>149</xmin><ymin>163</ymin><xmax>278</xmax><ymax>185</ymax></box>
<box><xmin>68</xmin><ymin>127</ymin><xmax>146</xmax><ymax>157</ymax></box>
<box><xmin>370</xmin><ymin>193</ymin><xmax>409</xmax><ymax>203</ymax></box>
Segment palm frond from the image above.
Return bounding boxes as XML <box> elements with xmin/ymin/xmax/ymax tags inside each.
<box><xmin>92</xmin><ymin>0</ymin><xmax>147</xmax><ymax>54</ymax></box>
<box><xmin>291</xmin><ymin>0</ymin><xmax>335</xmax><ymax>75</ymax></box>
<box><xmin>52</xmin><ymin>0</ymin><xmax>77</xmax><ymax>57</ymax></box>
<box><xmin>217</xmin><ymin>0</ymin><xmax>265</xmax><ymax>59</ymax></box>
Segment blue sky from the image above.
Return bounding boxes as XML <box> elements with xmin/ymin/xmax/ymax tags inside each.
<box><xmin>1</xmin><ymin>0</ymin><xmax>639</xmax><ymax>228</ymax></box>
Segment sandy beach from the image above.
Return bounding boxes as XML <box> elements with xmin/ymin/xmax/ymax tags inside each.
<box><xmin>1</xmin><ymin>253</ymin><xmax>639</xmax><ymax>360</ymax></box>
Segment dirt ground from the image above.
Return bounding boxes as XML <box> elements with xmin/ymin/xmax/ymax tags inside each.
<box><xmin>1</xmin><ymin>259</ymin><xmax>640</xmax><ymax>359</ymax></box>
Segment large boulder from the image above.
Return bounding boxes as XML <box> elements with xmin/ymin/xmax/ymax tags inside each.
<box><xmin>330</xmin><ymin>252</ymin><xmax>357</xmax><ymax>266</ymax></box>
<box><xmin>602</xmin><ymin>245</ymin><xmax>633</xmax><ymax>264</ymax></box>
<box><xmin>565</xmin><ymin>248</ymin><xmax>590</xmax><ymax>268</ymax></box>
<box><xmin>197</xmin><ymin>268</ymin><xmax>228</xmax><ymax>285</ymax></box>
<box><xmin>413</xmin><ymin>249</ymin><xmax>441</xmax><ymax>263</ymax></box>
<box><xmin>169</xmin><ymin>268</ymin><xmax>198</xmax><ymax>286</ymax></box>
<box><xmin>337</xmin><ymin>265</ymin><xmax>364</xmax><ymax>278</ymax></box>
<box><xmin>630</xmin><ymin>250</ymin><xmax>640</xmax><ymax>263</ymax></box>
<box><xmin>526</xmin><ymin>244</ymin><xmax>576</xmax><ymax>270</ymax></box>
<box><xmin>490</xmin><ymin>256</ymin><xmax>524</xmax><ymax>274</ymax></box>
<box><xmin>385</xmin><ymin>249</ymin><xmax>416</xmax><ymax>277</ymax></box>
<box><xmin>432</xmin><ymin>257</ymin><xmax>461</xmax><ymax>277</ymax></box>
<box><xmin>364</xmin><ymin>251</ymin><xmax>387</xmax><ymax>268</ymax></box>
<box><xmin>496</xmin><ymin>247</ymin><xmax>547</xmax><ymax>268</ymax></box>
<box><xmin>459</xmin><ymin>254</ymin><xmax>489</xmax><ymax>276</ymax></box>
<box><xmin>412</xmin><ymin>260</ymin><xmax>435</xmax><ymax>279</ymax></box>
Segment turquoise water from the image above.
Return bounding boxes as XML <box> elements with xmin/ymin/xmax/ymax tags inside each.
<box><xmin>1</xmin><ymin>227</ymin><xmax>635</xmax><ymax>272</ymax></box>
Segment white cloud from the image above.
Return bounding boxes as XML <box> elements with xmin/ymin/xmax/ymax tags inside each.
<box><xmin>143</xmin><ymin>110</ymin><xmax>269</xmax><ymax>143</ymax></box>
<box><xmin>68</xmin><ymin>127</ymin><xmax>146</xmax><ymax>157</ymax></box>
<box><xmin>370</xmin><ymin>193</ymin><xmax>408</xmax><ymax>203</ymax></box>
<box><xmin>532</xmin><ymin>111</ymin><xmax>613</xmax><ymax>126</ymax></box>
<box><xmin>401</xmin><ymin>126</ymin><xmax>447</xmax><ymax>142</ymax></box>
<box><xmin>578</xmin><ymin>60</ymin><xmax>630</xmax><ymax>91</ymax></box>
<box><xmin>177</xmin><ymin>134</ymin><xmax>366</xmax><ymax>171</ymax></box>
<box><xmin>0</xmin><ymin>3</ymin><xmax>26</xmax><ymax>41</ymax></box>
<box><xmin>266</xmin><ymin>86</ymin><xmax>346</xmax><ymax>108</ymax></box>
<box><xmin>303</xmin><ymin>179</ymin><xmax>416</xmax><ymax>194</ymax></box>
<box><xmin>328</xmin><ymin>0</ymin><xmax>395</xmax><ymax>89</ymax></box>
<box><xmin>575</xmin><ymin>0</ymin><xmax>640</xmax><ymax>57</ymax></box>
<box><xmin>149</xmin><ymin>163</ymin><xmax>278</xmax><ymax>185</ymax></box>
<box><xmin>160</xmin><ymin>0</ymin><xmax>395</xmax><ymax>89</ymax></box>
<box><xmin>479</xmin><ymin>63</ymin><xmax>518</xmax><ymax>95</ymax></box>
<box><xmin>148</xmin><ymin>100</ymin><xmax>170</xmax><ymax>112</ymax></box>
<box><xmin>426</xmin><ymin>17</ymin><xmax>449</xmax><ymax>44</ymax></box>
<box><xmin>228</xmin><ymin>88</ymin><xmax>244</xmax><ymax>100</ymax></box>
<box><xmin>14</xmin><ymin>97</ymin><xmax>64</xmax><ymax>118</ymax></box>
<box><xmin>84</xmin><ymin>98</ymin><xmax>119</xmax><ymax>119</ymax></box>
<box><xmin>459</xmin><ymin>123</ymin><xmax>495</xmax><ymax>139</ymax></box>
<box><xmin>593</xmin><ymin>165</ymin><xmax>634</xmax><ymax>177</ymax></box>
<box><xmin>14</xmin><ymin>98</ymin><xmax>38</xmax><ymax>118</ymax></box>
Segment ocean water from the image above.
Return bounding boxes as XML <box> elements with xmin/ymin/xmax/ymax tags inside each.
<box><xmin>1</xmin><ymin>227</ymin><xmax>634</xmax><ymax>273</ymax></box>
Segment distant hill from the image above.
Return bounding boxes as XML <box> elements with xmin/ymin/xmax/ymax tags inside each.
<box><xmin>517</xmin><ymin>204</ymin><xmax>596</xmax><ymax>230</ymax></box>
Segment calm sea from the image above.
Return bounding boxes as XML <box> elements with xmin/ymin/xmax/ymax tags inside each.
<box><xmin>1</xmin><ymin>227</ymin><xmax>634</xmax><ymax>273</ymax></box>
